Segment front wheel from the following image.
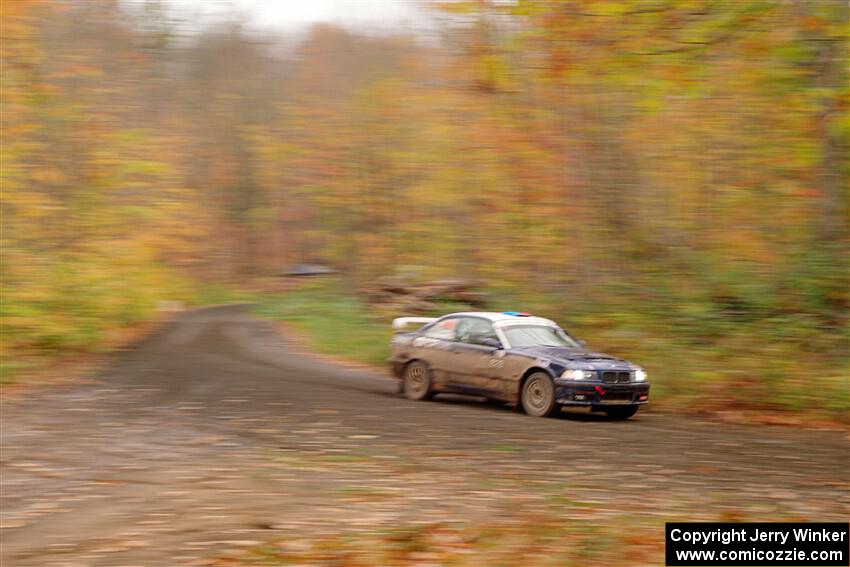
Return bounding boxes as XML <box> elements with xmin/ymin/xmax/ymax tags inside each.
<box><xmin>402</xmin><ymin>361</ymin><xmax>433</xmax><ymax>401</ymax></box>
<box><xmin>521</xmin><ymin>372</ymin><xmax>558</xmax><ymax>417</ymax></box>
<box><xmin>605</xmin><ymin>405</ymin><xmax>639</xmax><ymax>420</ymax></box>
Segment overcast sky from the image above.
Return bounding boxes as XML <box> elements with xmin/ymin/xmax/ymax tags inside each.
<box><xmin>163</xmin><ymin>0</ymin><xmax>424</xmax><ymax>31</ymax></box>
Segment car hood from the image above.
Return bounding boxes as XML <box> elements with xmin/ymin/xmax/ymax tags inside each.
<box><xmin>512</xmin><ymin>346</ymin><xmax>634</xmax><ymax>368</ymax></box>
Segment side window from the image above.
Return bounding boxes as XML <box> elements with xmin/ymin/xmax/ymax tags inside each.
<box><xmin>423</xmin><ymin>317</ymin><xmax>459</xmax><ymax>341</ymax></box>
<box><xmin>455</xmin><ymin>318</ymin><xmax>498</xmax><ymax>346</ymax></box>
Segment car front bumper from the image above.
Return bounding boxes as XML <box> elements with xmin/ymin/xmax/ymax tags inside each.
<box><xmin>555</xmin><ymin>381</ymin><xmax>650</xmax><ymax>407</ymax></box>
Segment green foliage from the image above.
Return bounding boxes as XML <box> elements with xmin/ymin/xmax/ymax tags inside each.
<box><xmin>1</xmin><ymin>253</ymin><xmax>196</xmax><ymax>382</ymax></box>
<box><xmin>252</xmin><ymin>280</ymin><xmax>392</xmax><ymax>367</ymax></box>
<box><xmin>490</xmin><ymin>278</ymin><xmax>849</xmax><ymax>416</ymax></box>
<box><xmin>190</xmin><ymin>284</ymin><xmax>252</xmax><ymax>307</ymax></box>
<box><xmin>2</xmin><ymin>1</ymin><xmax>847</xmax><ymax>419</ymax></box>
<box><xmin>245</xmin><ymin>279</ymin><xmax>848</xmax><ymax>418</ymax></box>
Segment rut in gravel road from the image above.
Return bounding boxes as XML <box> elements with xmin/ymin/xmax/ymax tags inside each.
<box><xmin>2</xmin><ymin>305</ymin><xmax>848</xmax><ymax>566</ymax></box>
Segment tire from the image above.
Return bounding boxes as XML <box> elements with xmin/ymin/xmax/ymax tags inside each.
<box><xmin>521</xmin><ymin>372</ymin><xmax>558</xmax><ymax>417</ymax></box>
<box><xmin>403</xmin><ymin>361</ymin><xmax>433</xmax><ymax>401</ymax></box>
<box><xmin>605</xmin><ymin>405</ymin><xmax>639</xmax><ymax>420</ymax></box>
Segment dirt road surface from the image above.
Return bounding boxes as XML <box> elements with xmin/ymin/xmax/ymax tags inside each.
<box><xmin>2</xmin><ymin>306</ymin><xmax>847</xmax><ymax>565</ymax></box>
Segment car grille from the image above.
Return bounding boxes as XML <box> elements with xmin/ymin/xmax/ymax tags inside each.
<box><xmin>601</xmin><ymin>371</ymin><xmax>631</xmax><ymax>384</ymax></box>
<box><xmin>602</xmin><ymin>391</ymin><xmax>633</xmax><ymax>401</ymax></box>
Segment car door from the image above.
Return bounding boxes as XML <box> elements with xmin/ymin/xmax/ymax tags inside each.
<box><xmin>448</xmin><ymin>317</ymin><xmax>502</xmax><ymax>395</ymax></box>
<box><xmin>416</xmin><ymin>317</ymin><xmax>460</xmax><ymax>390</ymax></box>
<box><xmin>490</xmin><ymin>350</ymin><xmax>531</xmax><ymax>401</ymax></box>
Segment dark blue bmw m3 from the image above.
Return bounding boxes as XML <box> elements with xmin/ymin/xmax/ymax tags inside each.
<box><xmin>388</xmin><ymin>311</ymin><xmax>649</xmax><ymax>419</ymax></box>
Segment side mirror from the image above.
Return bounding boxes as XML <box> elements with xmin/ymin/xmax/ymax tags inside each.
<box><xmin>577</xmin><ymin>339</ymin><xmax>587</xmax><ymax>347</ymax></box>
<box><xmin>481</xmin><ymin>337</ymin><xmax>503</xmax><ymax>349</ymax></box>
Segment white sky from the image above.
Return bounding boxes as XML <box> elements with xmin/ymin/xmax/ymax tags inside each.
<box><xmin>164</xmin><ymin>0</ymin><xmax>424</xmax><ymax>31</ymax></box>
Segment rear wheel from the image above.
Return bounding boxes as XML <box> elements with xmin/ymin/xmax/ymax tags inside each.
<box><xmin>605</xmin><ymin>405</ymin><xmax>639</xmax><ymax>420</ymax></box>
<box><xmin>403</xmin><ymin>361</ymin><xmax>432</xmax><ymax>401</ymax></box>
<box><xmin>521</xmin><ymin>372</ymin><xmax>558</xmax><ymax>417</ymax></box>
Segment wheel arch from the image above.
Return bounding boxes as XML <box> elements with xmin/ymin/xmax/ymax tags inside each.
<box><xmin>517</xmin><ymin>366</ymin><xmax>556</xmax><ymax>398</ymax></box>
<box><xmin>402</xmin><ymin>358</ymin><xmax>429</xmax><ymax>373</ymax></box>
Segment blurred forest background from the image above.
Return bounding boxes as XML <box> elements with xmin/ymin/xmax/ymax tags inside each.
<box><xmin>2</xmin><ymin>0</ymin><xmax>848</xmax><ymax>416</ymax></box>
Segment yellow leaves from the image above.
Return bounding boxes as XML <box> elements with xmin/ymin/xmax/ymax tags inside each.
<box><xmin>478</xmin><ymin>52</ymin><xmax>512</xmax><ymax>92</ymax></box>
<box><xmin>1</xmin><ymin>0</ymin><xmax>846</xmax><ymax>380</ymax></box>
<box><xmin>0</xmin><ymin>0</ymin><xmax>48</xmax><ymax>32</ymax></box>
<box><xmin>29</xmin><ymin>167</ymin><xmax>65</xmax><ymax>186</ymax></box>
<box><xmin>1</xmin><ymin>186</ymin><xmax>62</xmax><ymax>223</ymax></box>
<box><xmin>710</xmin><ymin>225</ymin><xmax>776</xmax><ymax>265</ymax></box>
<box><xmin>434</xmin><ymin>1</ymin><xmax>480</xmax><ymax>15</ymax></box>
<box><xmin>586</xmin><ymin>2</ymin><xmax>629</xmax><ymax>18</ymax></box>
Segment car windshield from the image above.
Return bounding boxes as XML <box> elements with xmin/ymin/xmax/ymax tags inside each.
<box><xmin>502</xmin><ymin>325</ymin><xmax>581</xmax><ymax>348</ymax></box>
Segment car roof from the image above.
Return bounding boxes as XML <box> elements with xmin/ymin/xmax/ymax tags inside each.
<box><xmin>442</xmin><ymin>312</ymin><xmax>558</xmax><ymax>328</ymax></box>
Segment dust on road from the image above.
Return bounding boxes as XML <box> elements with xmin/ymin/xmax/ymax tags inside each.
<box><xmin>2</xmin><ymin>306</ymin><xmax>847</xmax><ymax>565</ymax></box>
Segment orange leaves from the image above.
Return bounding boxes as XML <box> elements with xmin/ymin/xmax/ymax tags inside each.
<box><xmin>801</xmin><ymin>15</ymin><xmax>827</xmax><ymax>33</ymax></box>
<box><xmin>3</xmin><ymin>0</ymin><xmax>847</xmax><ymax>308</ymax></box>
<box><xmin>55</xmin><ymin>64</ymin><xmax>102</xmax><ymax>79</ymax></box>
<box><xmin>1</xmin><ymin>0</ymin><xmax>48</xmax><ymax>27</ymax></box>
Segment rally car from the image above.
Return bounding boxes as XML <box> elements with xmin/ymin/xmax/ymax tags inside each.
<box><xmin>388</xmin><ymin>312</ymin><xmax>649</xmax><ymax>419</ymax></box>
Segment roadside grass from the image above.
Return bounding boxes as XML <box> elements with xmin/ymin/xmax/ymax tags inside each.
<box><xmin>6</xmin><ymin>271</ymin><xmax>845</xmax><ymax>422</ymax></box>
<box><xmin>252</xmin><ymin>280</ymin><xmax>391</xmax><ymax>367</ymax></box>
<box><xmin>1</xmin><ymin>278</ymin><xmax>252</xmax><ymax>388</ymax></box>
<box><xmin>250</xmin><ymin>278</ymin><xmax>848</xmax><ymax>423</ymax></box>
<box><xmin>485</xmin><ymin>286</ymin><xmax>849</xmax><ymax>420</ymax></box>
<box><xmin>250</xmin><ymin>279</ymin><xmax>471</xmax><ymax>368</ymax></box>
<box><xmin>188</xmin><ymin>283</ymin><xmax>254</xmax><ymax>307</ymax></box>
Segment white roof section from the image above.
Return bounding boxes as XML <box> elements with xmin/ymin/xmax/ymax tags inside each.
<box><xmin>444</xmin><ymin>311</ymin><xmax>559</xmax><ymax>328</ymax></box>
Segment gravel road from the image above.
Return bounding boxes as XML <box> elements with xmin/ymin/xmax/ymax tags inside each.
<box><xmin>2</xmin><ymin>305</ymin><xmax>847</xmax><ymax>565</ymax></box>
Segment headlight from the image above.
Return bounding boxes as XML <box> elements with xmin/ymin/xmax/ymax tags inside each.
<box><xmin>561</xmin><ymin>369</ymin><xmax>595</xmax><ymax>380</ymax></box>
<box><xmin>634</xmin><ymin>369</ymin><xmax>647</xmax><ymax>382</ymax></box>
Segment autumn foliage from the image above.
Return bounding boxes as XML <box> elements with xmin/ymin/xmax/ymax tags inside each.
<box><xmin>2</xmin><ymin>1</ymin><xmax>847</xmax><ymax>414</ymax></box>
